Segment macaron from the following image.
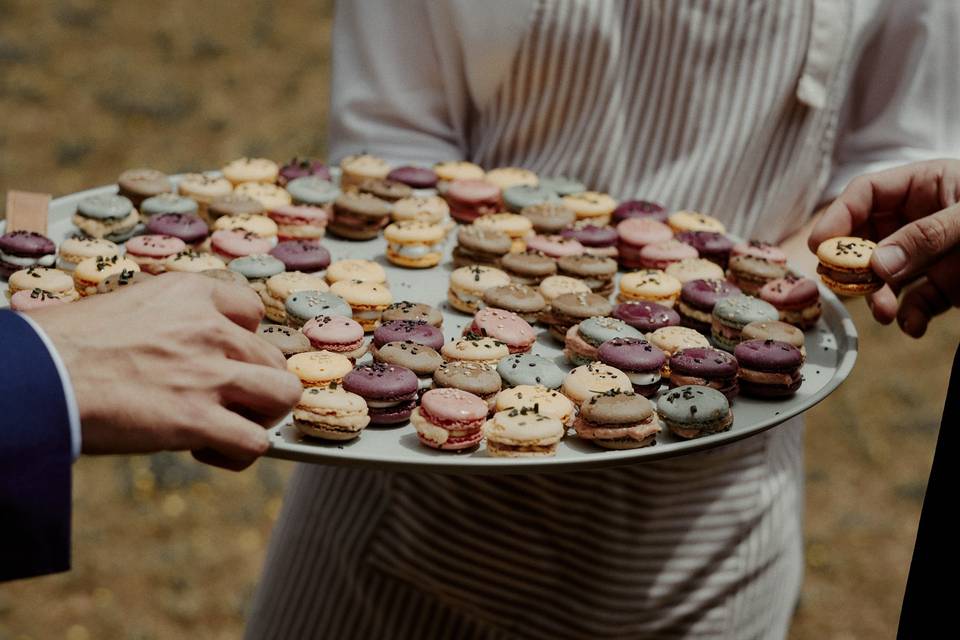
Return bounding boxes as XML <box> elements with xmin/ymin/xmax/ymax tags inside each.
<box><xmin>209</xmin><ymin>229</ymin><xmax>274</xmax><ymax>261</ymax></box>
<box><xmin>117</xmin><ymin>168</ymin><xmax>173</xmax><ymax>206</ymax></box>
<box><xmin>447</xmin><ymin>265</ymin><xmax>512</xmax><ymax>314</ymax></box>
<box><xmin>556</xmin><ymin>254</ymin><xmax>617</xmax><ymax>297</ymax></box>
<box><xmin>597</xmin><ymin>337</ymin><xmax>667</xmax><ymax>397</ymax></box>
<box><xmin>734</xmin><ymin>339</ymin><xmax>804</xmax><ymax>398</ymax></box>
<box><xmin>387</xmin><ymin>165</ymin><xmax>439</xmax><ymax>190</ymax></box>
<box><xmin>616</xmin><ymin>218</ymin><xmax>674</xmax><ymax>269</ymax></box>
<box><xmin>561</xmin><ymin>362</ymin><xmax>633</xmax><ymax>406</ymax></box>
<box><xmin>163</xmin><ymin>251</ymin><xmax>227</xmax><ymax>273</ymax></box>
<box><xmin>342</xmin><ymin>362</ymin><xmax>419</xmax><ymax>425</ymax></box>
<box><xmin>285</xmin><ymin>176</ymin><xmax>341</xmax><ymax>206</ymax></box>
<box><xmin>329</xmin><ymin>280</ymin><xmax>393</xmax><ymax>332</ymax></box>
<box><xmin>441</xmin><ymin>335</ymin><xmax>510</xmax><ymax>368</ymax></box>
<box><xmin>95</xmin><ymin>270</ymin><xmax>154</xmax><ymax>294</ymax></box>
<box><xmin>499</xmin><ymin>251</ymin><xmax>557</xmax><ymax>287</ymax></box>
<box><xmin>474</xmin><ymin>212</ymin><xmax>534</xmax><ymax>253</ymax></box>
<box><xmin>293</xmin><ymin>386</ymin><xmax>370</xmax><ymax>441</ymax></box>
<box><xmin>485</xmin><ymin>167</ymin><xmax>539</xmax><ymax>190</ymax></box>
<box><xmin>726</xmin><ymin>255</ymin><xmax>789</xmax><ymax>295</ymax></box>
<box><xmin>256</xmin><ymin>324</ymin><xmax>312</xmax><ymax>358</ymax></box>
<box><xmin>373</xmin><ymin>320</ymin><xmax>444</xmax><ymax>352</ymax></box>
<box><xmin>731</xmin><ymin>239</ymin><xmax>788</xmax><ymax>265</ymax></box>
<box><xmin>674</xmin><ymin>231</ymin><xmax>735</xmax><ymax>269</ymax></box>
<box><xmin>758</xmin><ymin>275</ymin><xmax>822</xmax><ymax>329</ymax></box>
<box><xmin>525</xmin><ymin>234</ymin><xmax>584</xmax><ymax>259</ymax></box>
<box><xmin>496</xmin><ymin>353</ymin><xmax>566</xmax><ymax>390</ymax></box>
<box><xmin>520</xmin><ymin>202</ymin><xmax>577</xmax><ymax>234</ymax></box>
<box><xmin>561</xmin><ymin>191</ymin><xmax>618</xmax><ymax>225</ymax></box>
<box><xmin>618</xmin><ymin>269</ymin><xmax>682</xmax><ymax>307</ymax></box>
<box><xmin>325</xmin><ymin>259</ymin><xmax>386</xmax><ymax>285</ymax></box>
<box><xmin>73</xmin><ymin>194</ymin><xmax>140</xmax><ymax>242</ymax></box>
<box><xmin>9</xmin><ymin>288</ymin><xmax>71</xmax><ymax>312</ymax></box>
<box><xmin>412</xmin><ymin>388</ymin><xmax>487</xmax><ymax>451</ymax></box>
<box><xmin>7</xmin><ymin>266</ymin><xmax>79</xmax><ymax>301</ymax></box>
<box><xmin>503</xmin><ymin>185</ymin><xmax>559</xmax><ymax>213</ymax></box>
<box><xmin>384</xmin><ymin>220</ymin><xmax>446</xmax><ymax>268</ymax></box>
<box><xmin>372</xmin><ymin>341</ymin><xmax>443</xmax><ymax>391</ymax></box>
<box><xmin>711</xmin><ymin>294</ymin><xmax>779</xmax><ymax>352</ymax></box>
<box><xmin>328</xmin><ymin>192</ymin><xmax>392</xmax><ymax>240</ymax></box>
<box><xmin>538</xmin><ymin>176</ymin><xmax>586</xmax><ymax>197</ymax></box>
<box><xmin>178</xmin><ymin>172</ymin><xmax>233</xmax><ymax>213</ymax></box>
<box><xmin>815</xmin><ymin>236</ymin><xmax>883</xmax><ymax>296</ymax></box>
<box><xmin>538</xmin><ymin>275</ymin><xmax>591</xmax><ymax>305</ymax></box>
<box><xmin>495</xmin><ymin>384</ymin><xmax>575</xmax><ymax>426</ymax></box>
<box><xmin>668</xmin><ymin>347</ymin><xmax>740</xmax><ymax>400</ymax></box>
<box><xmin>199</xmin><ymin>268</ymin><xmax>248</xmax><ymax>287</ymax></box>
<box><xmin>57</xmin><ymin>237</ymin><xmax>120</xmax><ymax>272</ymax></box>
<box><xmin>484</xmin><ymin>409</ymin><xmax>565</xmax><ymax>457</ymax></box>
<box><xmin>339</xmin><ymin>154</ymin><xmax>391</xmax><ymax>189</ymax></box>
<box><xmin>612</xmin><ymin>200</ymin><xmax>668</xmax><ymax>225</ymax></box>
<box><xmin>434</xmin><ymin>160</ymin><xmax>485</xmax><ymax>182</ymax></box>
<box><xmin>443</xmin><ymin>179</ymin><xmax>502</xmax><ymax>224</ymax></box>
<box><xmin>358</xmin><ymin>178</ymin><xmax>413</xmax><ymax>203</ymax></box>
<box><xmin>482</xmin><ymin>283</ymin><xmax>547</xmax><ymax>324</ymax></box>
<box><xmin>647</xmin><ymin>326</ymin><xmax>711</xmax><ymax>375</ymax></box>
<box><xmin>466</xmin><ymin>307</ymin><xmax>537</xmax><ymax>354</ymax></box>
<box><xmin>0</xmin><ymin>231</ymin><xmax>56</xmax><ymax>277</ymax></box>
<box><xmin>141</xmin><ymin>194</ymin><xmax>200</xmax><ymax>219</ymax></box>
<box><xmin>657</xmin><ymin>385</ymin><xmax>733</xmax><ymax>439</ymax></box>
<box><xmin>302</xmin><ymin>315</ymin><xmax>369</xmax><ymax>361</ymax></box>
<box><xmin>432</xmin><ymin>361</ymin><xmax>502</xmax><ymax>410</ymax></box>
<box><xmin>269</xmin><ymin>239</ymin><xmax>332</xmax><ymax>273</ymax></box>
<box><xmin>260</xmin><ymin>271</ymin><xmax>329</xmax><ymax>323</ymax></box>
<box><xmin>221</xmin><ymin>157</ymin><xmax>280</xmax><ymax>185</ymax></box>
<box><xmin>234</xmin><ymin>182</ymin><xmax>292</xmax><ymax>210</ymax></box>
<box><xmin>285</xmin><ymin>290</ymin><xmax>353</xmax><ymax>328</ymax></box>
<box><xmin>667</xmin><ymin>210</ymin><xmax>726</xmax><ymax>234</ymax></box>
<box><xmin>612</xmin><ymin>301</ymin><xmax>681</xmax><ymax>333</ymax></box>
<box><xmin>638</xmin><ymin>239</ymin><xmax>698</xmax><ymax>270</ymax></box>
<box><xmin>452</xmin><ymin>225</ymin><xmax>512</xmax><ymax>269</ymax></box>
<box><xmin>278</xmin><ymin>158</ymin><xmax>331</xmax><ymax>186</ymax></box>
<box><xmin>208</xmin><ymin>193</ymin><xmax>266</xmax><ymax>221</ymax></box>
<box><xmin>677</xmin><ymin>279</ymin><xmax>742</xmax><ymax>334</ymax></box>
<box><xmin>541</xmin><ymin>291</ymin><xmax>613</xmax><ymax>341</ymax></box>
<box><xmin>212</xmin><ymin>213</ymin><xmax>278</xmax><ymax>239</ymax></box>
<box><xmin>267</xmin><ymin>204</ymin><xmax>329</xmax><ymax>241</ymax></box>
<box><xmin>665</xmin><ymin>258</ymin><xmax>726</xmax><ymax>284</ymax></box>
<box><xmin>564</xmin><ymin>316</ymin><xmax>644</xmax><ymax>366</ymax></box>
<box><xmin>73</xmin><ymin>255</ymin><xmax>141</xmax><ymax>297</ymax></box>
<box><xmin>560</xmin><ymin>223</ymin><xmax>619</xmax><ymax>258</ymax></box>
<box><xmin>287</xmin><ymin>350</ymin><xmax>354</xmax><ymax>387</ymax></box>
<box><xmin>741</xmin><ymin>320</ymin><xmax>806</xmax><ymax>358</ymax></box>
<box><xmin>146</xmin><ymin>211</ymin><xmax>209</xmax><ymax>247</ymax></box>
<box><xmin>124</xmin><ymin>234</ymin><xmax>186</xmax><ymax>274</ymax></box>
<box><xmin>381</xmin><ymin>301</ymin><xmax>443</xmax><ymax>328</ymax></box>
<box><xmin>575</xmin><ymin>390</ymin><xmax>661</xmax><ymax>449</ymax></box>
<box><xmin>391</xmin><ymin>195</ymin><xmax>451</xmax><ymax>226</ymax></box>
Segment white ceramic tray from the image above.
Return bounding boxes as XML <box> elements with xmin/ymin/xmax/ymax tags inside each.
<box><xmin>1</xmin><ymin>179</ymin><xmax>858</xmax><ymax>474</ymax></box>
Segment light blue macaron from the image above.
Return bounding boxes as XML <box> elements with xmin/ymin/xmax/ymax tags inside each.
<box><xmin>77</xmin><ymin>194</ymin><xmax>134</xmax><ymax>220</ymax></box>
<box><xmin>577</xmin><ymin>316</ymin><xmax>644</xmax><ymax>347</ymax></box>
<box><xmin>503</xmin><ymin>185</ymin><xmax>560</xmax><ymax>212</ymax></box>
<box><xmin>286</xmin><ymin>177</ymin><xmax>341</xmax><ymax>205</ymax></box>
<box><xmin>141</xmin><ymin>193</ymin><xmax>199</xmax><ymax>217</ymax></box>
<box><xmin>228</xmin><ymin>254</ymin><xmax>286</xmax><ymax>280</ymax></box>
<box><xmin>538</xmin><ymin>176</ymin><xmax>587</xmax><ymax>196</ymax></box>
<box><xmin>496</xmin><ymin>353</ymin><xmax>566</xmax><ymax>389</ymax></box>
<box><xmin>657</xmin><ymin>385</ymin><xmax>731</xmax><ymax>435</ymax></box>
<box><xmin>285</xmin><ymin>290</ymin><xmax>353</xmax><ymax>326</ymax></box>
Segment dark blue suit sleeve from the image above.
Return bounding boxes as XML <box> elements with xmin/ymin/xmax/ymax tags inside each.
<box><xmin>0</xmin><ymin>310</ymin><xmax>72</xmax><ymax>581</ymax></box>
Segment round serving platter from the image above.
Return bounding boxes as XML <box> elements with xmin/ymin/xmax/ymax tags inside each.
<box><xmin>1</xmin><ymin>178</ymin><xmax>858</xmax><ymax>474</ymax></box>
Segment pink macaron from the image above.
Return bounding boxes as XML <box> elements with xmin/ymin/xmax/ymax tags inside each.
<box><xmin>10</xmin><ymin>288</ymin><xmax>71</xmax><ymax>312</ymax></box>
<box><xmin>413</xmin><ymin>388</ymin><xmax>488</xmax><ymax>450</ymax></box>
<box><xmin>124</xmin><ymin>234</ymin><xmax>187</xmax><ymax>274</ymax></box>
<box><xmin>210</xmin><ymin>229</ymin><xmax>274</xmax><ymax>260</ymax></box>
<box><xmin>268</xmin><ymin>204</ymin><xmax>330</xmax><ymax>240</ymax></box>
<box><xmin>638</xmin><ymin>239</ymin><xmax>699</xmax><ymax>270</ymax></box>
<box><xmin>467</xmin><ymin>307</ymin><xmax>537</xmax><ymax>354</ymax></box>
<box><xmin>301</xmin><ymin>315</ymin><xmax>368</xmax><ymax>360</ymax></box>
<box><xmin>525</xmin><ymin>234</ymin><xmax>585</xmax><ymax>258</ymax></box>
<box><xmin>731</xmin><ymin>240</ymin><xmax>787</xmax><ymax>265</ymax></box>
<box><xmin>617</xmin><ymin>218</ymin><xmax>675</xmax><ymax>269</ymax></box>
<box><xmin>758</xmin><ymin>275</ymin><xmax>822</xmax><ymax>330</ymax></box>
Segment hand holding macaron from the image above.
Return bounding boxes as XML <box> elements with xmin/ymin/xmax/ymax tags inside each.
<box><xmin>809</xmin><ymin>159</ymin><xmax>960</xmax><ymax>337</ymax></box>
<box><xmin>27</xmin><ymin>272</ymin><xmax>302</xmax><ymax>470</ymax></box>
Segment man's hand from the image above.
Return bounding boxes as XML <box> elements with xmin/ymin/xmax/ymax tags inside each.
<box><xmin>28</xmin><ymin>273</ymin><xmax>302</xmax><ymax>470</ymax></box>
<box><xmin>809</xmin><ymin>159</ymin><xmax>960</xmax><ymax>338</ymax></box>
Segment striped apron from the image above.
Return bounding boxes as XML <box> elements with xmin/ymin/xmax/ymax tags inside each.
<box><xmin>247</xmin><ymin>1</ymin><xmax>856</xmax><ymax>637</ymax></box>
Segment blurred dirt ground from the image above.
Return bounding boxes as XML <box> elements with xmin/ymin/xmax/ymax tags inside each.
<box><xmin>1</xmin><ymin>2</ymin><xmax>957</xmax><ymax>639</ymax></box>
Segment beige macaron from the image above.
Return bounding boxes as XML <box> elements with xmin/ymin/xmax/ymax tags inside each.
<box><xmin>483</xmin><ymin>408</ymin><xmax>565</xmax><ymax>457</ymax></box>
<box><xmin>221</xmin><ymin>157</ymin><xmax>280</xmax><ymax>185</ymax></box>
<box><xmin>391</xmin><ymin>195</ymin><xmax>451</xmax><ymax>226</ymax></box>
<box><xmin>667</xmin><ymin>210</ymin><xmax>726</xmax><ymax>234</ymax></box>
<box><xmin>293</xmin><ymin>386</ymin><xmax>371</xmax><ymax>441</ymax></box>
<box><xmin>434</xmin><ymin>160</ymin><xmax>485</xmax><ymax>182</ymax></box>
<box><xmin>538</xmin><ymin>275</ymin><xmax>591</xmax><ymax>304</ymax></box>
<box><xmin>495</xmin><ymin>384</ymin><xmax>576</xmax><ymax>426</ymax></box>
<box><xmin>664</xmin><ymin>258</ymin><xmax>726</xmax><ymax>284</ymax></box>
<box><xmin>325</xmin><ymin>259</ymin><xmax>387</xmax><ymax>285</ymax></box>
<box><xmin>340</xmin><ymin>154</ymin><xmax>391</xmax><ymax>189</ymax></box>
<box><xmin>212</xmin><ymin>213</ymin><xmax>279</xmax><ymax>239</ymax></box>
<box><xmin>73</xmin><ymin>256</ymin><xmax>141</xmax><ymax>297</ymax></box>
<box><xmin>484</xmin><ymin>167</ymin><xmax>539</xmax><ymax>190</ymax></box>
<box><xmin>287</xmin><ymin>350</ymin><xmax>354</xmax><ymax>387</ymax></box>
<box><xmin>618</xmin><ymin>269</ymin><xmax>683</xmax><ymax>307</ymax></box>
<box><xmin>447</xmin><ymin>265</ymin><xmax>512</xmax><ymax>314</ymax></box>
<box><xmin>57</xmin><ymin>237</ymin><xmax>120</xmax><ymax>271</ymax></box>
<box><xmin>261</xmin><ymin>271</ymin><xmax>330</xmax><ymax>323</ymax></box>
<box><xmin>384</xmin><ymin>220</ymin><xmax>447</xmax><ymax>269</ymax></box>
<box><xmin>473</xmin><ymin>213</ymin><xmax>534</xmax><ymax>253</ymax></box>
<box><xmin>647</xmin><ymin>326</ymin><xmax>711</xmax><ymax>377</ymax></box>
<box><xmin>164</xmin><ymin>251</ymin><xmax>227</xmax><ymax>273</ymax></box>
<box><xmin>441</xmin><ymin>335</ymin><xmax>510</xmax><ymax>368</ymax></box>
<box><xmin>7</xmin><ymin>267</ymin><xmax>79</xmax><ymax>301</ymax></box>
<box><xmin>329</xmin><ymin>280</ymin><xmax>393</xmax><ymax>331</ymax></box>
<box><xmin>234</xmin><ymin>182</ymin><xmax>292</xmax><ymax>210</ymax></box>
<box><xmin>561</xmin><ymin>362</ymin><xmax>633</xmax><ymax>406</ymax></box>
<box><xmin>561</xmin><ymin>191</ymin><xmax>618</xmax><ymax>225</ymax></box>
<box><xmin>178</xmin><ymin>173</ymin><xmax>233</xmax><ymax>205</ymax></box>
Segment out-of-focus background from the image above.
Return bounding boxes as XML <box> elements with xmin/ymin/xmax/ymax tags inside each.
<box><xmin>0</xmin><ymin>1</ymin><xmax>956</xmax><ymax>638</ymax></box>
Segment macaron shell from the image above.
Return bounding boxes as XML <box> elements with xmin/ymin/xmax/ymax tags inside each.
<box><xmin>125</xmin><ymin>234</ymin><xmax>186</xmax><ymax>258</ymax></box>
<box><xmin>287</xmin><ymin>350</ymin><xmax>354</xmax><ymax>386</ymax></box>
<box><xmin>561</xmin><ymin>363</ymin><xmax>633</xmax><ymax>404</ymax></box>
<box><xmin>484</xmin><ymin>410</ymin><xmax>565</xmax><ymax>446</ymax></box>
<box><xmin>421</xmin><ymin>388</ymin><xmax>489</xmax><ymax>422</ymax></box>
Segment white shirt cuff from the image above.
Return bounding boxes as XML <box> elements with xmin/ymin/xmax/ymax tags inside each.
<box><xmin>16</xmin><ymin>312</ymin><xmax>81</xmax><ymax>461</ymax></box>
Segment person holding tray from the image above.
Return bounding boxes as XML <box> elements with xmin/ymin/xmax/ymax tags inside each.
<box><xmin>243</xmin><ymin>2</ymin><xmax>959</xmax><ymax>638</ymax></box>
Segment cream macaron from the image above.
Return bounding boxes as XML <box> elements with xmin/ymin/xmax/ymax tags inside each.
<box><xmin>538</xmin><ymin>274</ymin><xmax>591</xmax><ymax>305</ymax></box>
<box><xmin>483</xmin><ymin>408</ymin><xmax>565</xmax><ymax>457</ymax></box>
<box><xmin>325</xmin><ymin>259</ymin><xmax>387</xmax><ymax>285</ymax></box>
<box><xmin>7</xmin><ymin>266</ymin><xmax>79</xmax><ymax>301</ymax></box>
<box><xmin>340</xmin><ymin>154</ymin><xmax>391</xmax><ymax>189</ymax></box>
<box><xmin>384</xmin><ymin>220</ymin><xmax>446</xmax><ymax>269</ymax></box>
<box><xmin>484</xmin><ymin>167</ymin><xmax>539</xmax><ymax>190</ymax></box>
<box><xmin>561</xmin><ymin>192</ymin><xmax>618</xmax><ymax>225</ymax></box>
<box><xmin>293</xmin><ymin>385</ymin><xmax>371</xmax><ymax>441</ymax></box>
<box><xmin>667</xmin><ymin>210</ymin><xmax>726</xmax><ymax>234</ymax></box>
<box><xmin>287</xmin><ymin>350</ymin><xmax>354</xmax><ymax>387</ymax></box>
<box><xmin>260</xmin><ymin>271</ymin><xmax>329</xmax><ymax>323</ymax></box>
<box><xmin>495</xmin><ymin>384</ymin><xmax>576</xmax><ymax>426</ymax></box>
<box><xmin>221</xmin><ymin>157</ymin><xmax>280</xmax><ymax>185</ymax></box>
<box><xmin>164</xmin><ymin>251</ymin><xmax>227</xmax><ymax>273</ymax></box>
<box><xmin>178</xmin><ymin>172</ymin><xmax>233</xmax><ymax>215</ymax></box>
<box><xmin>441</xmin><ymin>335</ymin><xmax>511</xmax><ymax>368</ymax></box>
<box><xmin>234</xmin><ymin>182</ymin><xmax>292</xmax><ymax>211</ymax></box>
<box><xmin>447</xmin><ymin>265</ymin><xmax>512</xmax><ymax>314</ymax></box>
<box><xmin>561</xmin><ymin>362</ymin><xmax>633</xmax><ymax>406</ymax></box>
<box><xmin>73</xmin><ymin>255</ymin><xmax>141</xmax><ymax>297</ymax></box>
<box><xmin>391</xmin><ymin>195</ymin><xmax>452</xmax><ymax>227</ymax></box>
<box><xmin>329</xmin><ymin>280</ymin><xmax>393</xmax><ymax>331</ymax></box>
<box><xmin>473</xmin><ymin>213</ymin><xmax>534</xmax><ymax>253</ymax></box>
<box><xmin>57</xmin><ymin>237</ymin><xmax>120</xmax><ymax>271</ymax></box>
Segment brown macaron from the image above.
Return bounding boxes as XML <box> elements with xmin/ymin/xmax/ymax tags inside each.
<box><xmin>557</xmin><ymin>254</ymin><xmax>618</xmax><ymax>297</ymax></box>
<box><xmin>541</xmin><ymin>291</ymin><xmax>613</xmax><ymax>341</ymax></box>
<box><xmin>453</xmin><ymin>226</ymin><xmax>512</xmax><ymax>268</ymax></box>
<box><xmin>381</xmin><ymin>301</ymin><xmax>444</xmax><ymax>327</ymax></box>
<box><xmin>482</xmin><ymin>283</ymin><xmax>548</xmax><ymax>324</ymax></box>
<box><xmin>432</xmin><ymin>360</ymin><xmax>503</xmax><ymax>412</ymax></box>
<box><xmin>574</xmin><ymin>389</ymin><xmax>661</xmax><ymax>449</ymax></box>
<box><xmin>329</xmin><ymin>192</ymin><xmax>392</xmax><ymax>240</ymax></box>
<box><xmin>357</xmin><ymin>178</ymin><xmax>413</xmax><ymax>203</ymax></box>
<box><xmin>520</xmin><ymin>202</ymin><xmax>577</xmax><ymax>234</ymax></box>
<box><xmin>499</xmin><ymin>251</ymin><xmax>558</xmax><ymax>287</ymax></box>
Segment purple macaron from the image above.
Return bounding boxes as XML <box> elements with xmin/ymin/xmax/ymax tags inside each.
<box><xmin>387</xmin><ymin>166</ymin><xmax>438</xmax><ymax>190</ymax></box>
<box><xmin>733</xmin><ymin>339</ymin><xmax>804</xmax><ymax>398</ymax></box>
<box><xmin>612</xmin><ymin>301</ymin><xmax>681</xmax><ymax>333</ymax></box>
<box><xmin>669</xmin><ymin>347</ymin><xmax>739</xmax><ymax>400</ymax></box>
<box><xmin>146</xmin><ymin>213</ymin><xmax>210</xmax><ymax>245</ymax></box>
<box><xmin>342</xmin><ymin>362</ymin><xmax>419</xmax><ymax>425</ymax></box>
<box><xmin>269</xmin><ymin>239</ymin><xmax>332</xmax><ymax>273</ymax></box>
<box><xmin>0</xmin><ymin>231</ymin><xmax>57</xmax><ymax>277</ymax></box>
<box><xmin>561</xmin><ymin>224</ymin><xmax>619</xmax><ymax>252</ymax></box>
<box><xmin>597</xmin><ymin>337</ymin><xmax>667</xmax><ymax>397</ymax></box>
<box><xmin>675</xmin><ymin>231</ymin><xmax>735</xmax><ymax>268</ymax></box>
<box><xmin>678</xmin><ymin>279</ymin><xmax>742</xmax><ymax>334</ymax></box>
<box><xmin>373</xmin><ymin>320</ymin><xmax>444</xmax><ymax>351</ymax></box>
<box><xmin>278</xmin><ymin>158</ymin><xmax>331</xmax><ymax>186</ymax></box>
<box><xmin>612</xmin><ymin>200</ymin><xmax>668</xmax><ymax>225</ymax></box>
